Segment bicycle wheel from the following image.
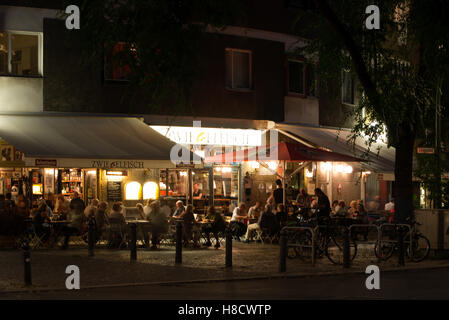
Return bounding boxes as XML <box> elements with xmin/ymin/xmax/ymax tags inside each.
<box><xmin>374</xmin><ymin>240</ymin><xmax>395</xmax><ymax>261</ymax></box>
<box><xmin>325</xmin><ymin>234</ymin><xmax>357</xmax><ymax>265</ymax></box>
<box><xmin>407</xmin><ymin>234</ymin><xmax>430</xmax><ymax>262</ymax></box>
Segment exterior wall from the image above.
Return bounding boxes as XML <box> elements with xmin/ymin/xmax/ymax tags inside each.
<box><xmin>0</xmin><ymin>5</ymin><xmax>58</xmax><ymax>32</ymax></box>
<box><xmin>42</xmin><ymin>19</ymin><xmax>285</xmax><ymax>121</ymax></box>
<box><xmin>284</xmin><ymin>96</ymin><xmax>319</xmax><ymax>125</ymax></box>
<box><xmin>414</xmin><ymin>210</ymin><xmax>449</xmax><ymax>250</ymax></box>
<box><xmin>0</xmin><ymin>77</ymin><xmax>43</xmax><ymax>112</ymax></box>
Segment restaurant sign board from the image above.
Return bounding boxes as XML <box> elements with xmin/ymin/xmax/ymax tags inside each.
<box><xmin>91</xmin><ymin>160</ymin><xmax>144</xmax><ymax>169</ymax></box>
<box><xmin>35</xmin><ymin>159</ymin><xmax>57</xmax><ymax>167</ymax></box>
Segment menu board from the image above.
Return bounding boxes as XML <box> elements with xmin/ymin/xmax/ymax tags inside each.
<box><xmin>107</xmin><ymin>181</ymin><xmax>122</xmax><ymax>201</ymax></box>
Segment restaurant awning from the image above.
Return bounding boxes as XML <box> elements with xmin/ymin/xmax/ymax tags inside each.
<box><xmin>205</xmin><ymin>141</ymin><xmax>364</xmax><ymax>164</ymax></box>
<box><xmin>275</xmin><ymin>123</ymin><xmax>395</xmax><ymax>173</ymax></box>
<box><xmin>0</xmin><ymin>114</ymin><xmax>195</xmax><ymax>169</ymax></box>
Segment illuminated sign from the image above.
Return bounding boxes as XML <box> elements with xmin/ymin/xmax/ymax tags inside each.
<box><xmin>91</xmin><ymin>160</ymin><xmax>144</xmax><ymax>169</ymax></box>
<box><xmin>151</xmin><ymin>126</ymin><xmax>263</xmax><ymax>146</ymax></box>
<box><xmin>35</xmin><ymin>159</ymin><xmax>57</xmax><ymax>167</ymax></box>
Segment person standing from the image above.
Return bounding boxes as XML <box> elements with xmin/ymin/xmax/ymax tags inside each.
<box><xmin>314</xmin><ymin>188</ymin><xmax>331</xmax><ymax>222</ymax></box>
<box><xmin>272</xmin><ymin>179</ymin><xmax>284</xmax><ymax>206</ymax></box>
<box><xmin>243</xmin><ymin>172</ymin><xmax>253</xmax><ymax>202</ymax></box>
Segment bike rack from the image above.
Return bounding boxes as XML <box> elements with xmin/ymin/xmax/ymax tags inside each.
<box><xmin>282</xmin><ymin>226</ymin><xmax>317</xmax><ymax>266</ymax></box>
<box><xmin>348</xmin><ymin>224</ymin><xmax>380</xmax><ymax>244</ymax></box>
<box><xmin>378</xmin><ymin>223</ymin><xmax>412</xmax><ymax>248</ymax></box>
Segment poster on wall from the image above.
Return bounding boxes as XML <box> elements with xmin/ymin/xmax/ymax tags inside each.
<box><xmin>107</xmin><ymin>181</ymin><xmax>122</xmax><ymax>201</ymax></box>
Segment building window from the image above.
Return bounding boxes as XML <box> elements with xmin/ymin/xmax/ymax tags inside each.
<box><xmin>288</xmin><ymin>59</ymin><xmax>317</xmax><ymax>97</ymax></box>
<box><xmin>143</xmin><ymin>181</ymin><xmax>158</xmax><ymax>200</ymax></box>
<box><xmin>104</xmin><ymin>42</ymin><xmax>135</xmax><ymax>81</ymax></box>
<box><xmin>225</xmin><ymin>48</ymin><xmax>252</xmax><ymax>90</ymax></box>
<box><xmin>125</xmin><ymin>181</ymin><xmax>141</xmax><ymax>200</ymax></box>
<box><xmin>0</xmin><ymin>31</ymin><xmax>41</xmax><ymax>76</ymax></box>
<box><xmin>342</xmin><ymin>69</ymin><xmax>355</xmax><ymax>105</ymax></box>
<box><xmin>288</xmin><ymin>60</ymin><xmax>305</xmax><ymax>95</ymax></box>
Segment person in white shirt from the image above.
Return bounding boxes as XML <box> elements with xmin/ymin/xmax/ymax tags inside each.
<box><xmin>230</xmin><ymin>203</ymin><xmax>247</xmax><ymax>240</ymax></box>
<box><xmin>385</xmin><ymin>198</ymin><xmax>394</xmax><ymax>212</ymax></box>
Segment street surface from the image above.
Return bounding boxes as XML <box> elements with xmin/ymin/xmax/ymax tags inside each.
<box><xmin>2</xmin><ymin>267</ymin><xmax>449</xmax><ymax>300</ymax></box>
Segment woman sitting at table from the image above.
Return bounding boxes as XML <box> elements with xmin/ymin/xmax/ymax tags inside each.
<box><xmin>55</xmin><ymin>194</ymin><xmax>70</xmax><ymax>220</ymax></box>
<box><xmin>203</xmin><ymin>206</ymin><xmax>226</xmax><ymax>249</ymax></box>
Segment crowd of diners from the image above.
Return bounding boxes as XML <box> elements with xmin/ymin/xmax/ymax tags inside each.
<box><xmin>0</xmin><ymin>177</ymin><xmax>395</xmax><ymax>249</ymax></box>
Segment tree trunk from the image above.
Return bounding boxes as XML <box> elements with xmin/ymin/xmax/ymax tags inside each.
<box><xmin>394</xmin><ymin>124</ymin><xmax>416</xmax><ymax>223</ymax></box>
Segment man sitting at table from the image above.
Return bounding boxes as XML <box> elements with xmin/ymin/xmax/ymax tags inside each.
<box><xmin>94</xmin><ymin>201</ymin><xmax>109</xmax><ymax>239</ymax></box>
<box><xmin>248</xmin><ymin>201</ymin><xmax>262</xmax><ymax>220</ymax></box>
<box><xmin>230</xmin><ymin>203</ymin><xmax>247</xmax><ymax>240</ymax></box>
<box><xmin>172</xmin><ymin>200</ymin><xmax>185</xmax><ymax>217</ymax></box>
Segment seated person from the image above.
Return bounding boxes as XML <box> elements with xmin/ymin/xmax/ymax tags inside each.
<box><xmin>230</xmin><ymin>203</ymin><xmax>247</xmax><ymax>240</ymax></box>
<box><xmin>57</xmin><ymin>200</ymin><xmax>87</xmax><ymax>249</ymax></box>
<box><xmin>147</xmin><ymin>201</ymin><xmax>169</xmax><ymax>249</ymax></box>
<box><xmin>32</xmin><ymin>201</ymin><xmax>52</xmax><ymax>244</ymax></box>
<box><xmin>248</xmin><ymin>201</ymin><xmax>262</xmax><ymax>220</ymax></box>
<box><xmin>108</xmin><ymin>203</ymin><xmax>126</xmax><ymax>224</ymax></box>
<box><xmin>203</xmin><ymin>206</ymin><xmax>226</xmax><ymax>249</ymax></box>
<box><xmin>275</xmin><ymin>203</ymin><xmax>288</xmax><ymax>229</ymax></box>
<box><xmin>333</xmin><ymin>201</ymin><xmax>348</xmax><ymax>218</ymax></box>
<box><xmin>94</xmin><ymin>201</ymin><xmax>109</xmax><ymax>239</ymax></box>
<box><xmin>259</xmin><ymin>205</ymin><xmax>279</xmax><ymax>236</ymax></box>
<box><xmin>331</xmin><ymin>200</ymin><xmax>339</xmax><ymax>215</ymax></box>
<box><xmin>136</xmin><ymin>203</ymin><xmax>145</xmax><ymax>220</ymax></box>
<box><xmin>177</xmin><ymin>205</ymin><xmax>200</xmax><ymax>248</ymax></box>
<box><xmin>55</xmin><ymin>194</ymin><xmax>70</xmax><ymax>220</ymax></box>
<box><xmin>172</xmin><ymin>200</ymin><xmax>185</xmax><ymax>217</ymax></box>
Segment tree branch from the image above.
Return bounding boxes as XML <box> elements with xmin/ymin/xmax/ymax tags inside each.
<box><xmin>314</xmin><ymin>0</ymin><xmax>381</xmax><ymax>109</ymax></box>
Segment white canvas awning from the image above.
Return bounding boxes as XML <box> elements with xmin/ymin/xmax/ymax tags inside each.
<box><xmin>0</xmin><ymin>114</ymin><xmax>196</xmax><ymax>169</ymax></box>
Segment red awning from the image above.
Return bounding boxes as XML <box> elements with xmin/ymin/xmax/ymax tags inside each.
<box><xmin>205</xmin><ymin>142</ymin><xmax>365</xmax><ymax>164</ymax></box>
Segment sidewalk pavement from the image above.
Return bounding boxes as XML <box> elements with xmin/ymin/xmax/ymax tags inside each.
<box><xmin>1</xmin><ymin>241</ymin><xmax>448</xmax><ymax>293</ymax></box>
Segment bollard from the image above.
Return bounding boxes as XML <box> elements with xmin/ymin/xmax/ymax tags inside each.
<box><xmin>23</xmin><ymin>240</ymin><xmax>31</xmax><ymax>286</ymax></box>
<box><xmin>130</xmin><ymin>223</ymin><xmax>137</xmax><ymax>261</ymax></box>
<box><xmin>88</xmin><ymin>218</ymin><xmax>95</xmax><ymax>257</ymax></box>
<box><xmin>175</xmin><ymin>222</ymin><xmax>182</xmax><ymax>264</ymax></box>
<box><xmin>398</xmin><ymin>226</ymin><xmax>405</xmax><ymax>266</ymax></box>
<box><xmin>343</xmin><ymin>227</ymin><xmax>350</xmax><ymax>268</ymax></box>
<box><xmin>279</xmin><ymin>229</ymin><xmax>287</xmax><ymax>272</ymax></box>
<box><xmin>225</xmin><ymin>227</ymin><xmax>232</xmax><ymax>268</ymax></box>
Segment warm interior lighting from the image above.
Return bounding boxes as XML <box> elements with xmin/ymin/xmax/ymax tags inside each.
<box><xmin>214</xmin><ymin>167</ymin><xmax>222</xmax><ymax>173</ymax></box>
<box><xmin>250</xmin><ymin>161</ymin><xmax>260</xmax><ymax>169</ymax></box>
<box><xmin>106</xmin><ymin>171</ymin><xmax>123</xmax><ymax>176</ymax></box>
<box><xmin>87</xmin><ymin>170</ymin><xmax>97</xmax><ymax>175</ymax></box>
<box><xmin>179</xmin><ymin>171</ymin><xmax>188</xmax><ymax>177</ymax></box>
<box><xmin>32</xmin><ymin>184</ymin><xmax>43</xmax><ymax>195</ymax></box>
<box><xmin>321</xmin><ymin>162</ymin><xmax>331</xmax><ymax>171</ymax></box>
<box><xmin>143</xmin><ymin>181</ymin><xmax>158</xmax><ymax>200</ymax></box>
<box><xmin>335</xmin><ymin>164</ymin><xmax>353</xmax><ymax>174</ymax></box>
<box><xmin>222</xmin><ymin>167</ymin><xmax>232</xmax><ymax>173</ymax></box>
<box><xmin>125</xmin><ymin>181</ymin><xmax>141</xmax><ymax>200</ymax></box>
<box><xmin>267</xmin><ymin>161</ymin><xmax>278</xmax><ymax>171</ymax></box>
<box><xmin>305</xmin><ymin>169</ymin><xmax>314</xmax><ymax>178</ymax></box>
<box><xmin>45</xmin><ymin>169</ymin><xmax>55</xmax><ymax>175</ymax></box>
<box><xmin>159</xmin><ymin>182</ymin><xmax>167</xmax><ymax>190</ymax></box>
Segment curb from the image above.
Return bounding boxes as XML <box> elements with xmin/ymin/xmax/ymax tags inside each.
<box><xmin>2</xmin><ymin>262</ymin><xmax>449</xmax><ymax>295</ymax></box>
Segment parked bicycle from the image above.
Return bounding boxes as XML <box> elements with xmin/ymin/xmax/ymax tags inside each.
<box><xmin>286</xmin><ymin>216</ymin><xmax>357</xmax><ymax>265</ymax></box>
<box><xmin>374</xmin><ymin>217</ymin><xmax>430</xmax><ymax>262</ymax></box>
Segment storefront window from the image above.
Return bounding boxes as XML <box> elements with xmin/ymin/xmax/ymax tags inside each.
<box><xmin>125</xmin><ymin>181</ymin><xmax>141</xmax><ymax>200</ymax></box>
<box><xmin>159</xmin><ymin>169</ymin><xmax>187</xmax><ymax>198</ymax></box>
<box><xmin>213</xmin><ymin>166</ymin><xmax>238</xmax><ymax>201</ymax></box>
<box><xmin>143</xmin><ymin>181</ymin><xmax>158</xmax><ymax>200</ymax></box>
